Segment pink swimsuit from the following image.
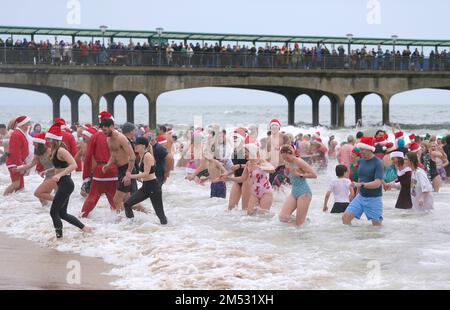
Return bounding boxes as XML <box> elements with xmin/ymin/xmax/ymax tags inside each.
<box><xmin>250</xmin><ymin>168</ymin><xmax>272</xmax><ymax>199</ymax></box>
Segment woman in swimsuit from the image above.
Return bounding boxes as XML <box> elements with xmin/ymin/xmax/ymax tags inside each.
<box><xmin>227</xmin><ymin>129</ymin><xmax>251</xmax><ymax>211</ymax></box>
<box><xmin>278</xmin><ymin>145</ymin><xmax>317</xmax><ymax>226</ymax></box>
<box><xmin>428</xmin><ymin>142</ymin><xmax>448</xmax><ymax>192</ymax></box>
<box><xmin>16</xmin><ymin>134</ymin><xmax>57</xmax><ymax>206</ymax></box>
<box><xmin>225</xmin><ymin>143</ymin><xmax>275</xmax><ymax>216</ymax></box>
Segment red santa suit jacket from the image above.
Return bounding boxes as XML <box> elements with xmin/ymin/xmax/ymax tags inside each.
<box><xmin>82</xmin><ymin>131</ymin><xmax>118</xmax><ymax>182</ymax></box>
<box><xmin>62</xmin><ymin>130</ymin><xmax>81</xmax><ymax>171</ymax></box>
<box><xmin>6</xmin><ymin>128</ymin><xmax>29</xmax><ymax>170</ymax></box>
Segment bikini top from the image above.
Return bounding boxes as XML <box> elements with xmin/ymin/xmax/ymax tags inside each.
<box><xmin>139</xmin><ymin>152</ymin><xmax>156</xmax><ymax>175</ymax></box>
<box><xmin>52</xmin><ymin>148</ymin><xmax>69</xmax><ymax>169</ymax></box>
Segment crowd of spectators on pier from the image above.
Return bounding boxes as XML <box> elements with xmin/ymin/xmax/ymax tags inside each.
<box><xmin>1</xmin><ymin>37</ymin><xmax>450</xmax><ymax>71</ymax></box>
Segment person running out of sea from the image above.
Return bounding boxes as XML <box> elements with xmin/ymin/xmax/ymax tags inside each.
<box><xmin>384</xmin><ymin>151</ymin><xmax>412</xmax><ymax>210</ymax></box>
<box><xmin>123</xmin><ymin>137</ymin><xmax>168</xmax><ymax>225</ymax></box>
<box><xmin>227</xmin><ymin>128</ymin><xmax>251</xmax><ymax>211</ymax></box>
<box><xmin>15</xmin><ymin>132</ymin><xmax>57</xmax><ymax>206</ymax></box>
<box><xmin>225</xmin><ymin>143</ymin><xmax>275</xmax><ymax>216</ymax></box>
<box><xmin>45</xmin><ymin>124</ymin><xmax>94</xmax><ymax>239</ymax></box>
<box><xmin>343</xmin><ymin>137</ymin><xmax>385</xmax><ymax>227</ymax></box>
<box><xmin>4</xmin><ymin>116</ymin><xmax>34</xmax><ymax>196</ymax></box>
<box><xmin>266</xmin><ymin>119</ymin><xmax>289</xmax><ymax>189</ymax></box>
<box><xmin>382</xmin><ymin>142</ymin><xmax>399</xmax><ymax>184</ymax></box>
<box><xmin>278</xmin><ymin>144</ymin><xmax>317</xmax><ymax>226</ymax></box>
<box><xmin>405</xmin><ymin>152</ymin><xmax>434</xmax><ymax>212</ymax></box>
<box><xmin>323</xmin><ymin>165</ymin><xmax>355</xmax><ymax>214</ymax></box>
<box><xmin>201</xmin><ymin>150</ymin><xmax>229</xmax><ymax>199</ymax></box>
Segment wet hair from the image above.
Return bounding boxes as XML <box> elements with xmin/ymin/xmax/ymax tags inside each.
<box><xmin>100</xmin><ymin>118</ymin><xmax>114</xmax><ymax>128</ymax></box>
<box><xmin>34</xmin><ymin>143</ymin><xmax>47</xmax><ymax>156</ymax></box>
<box><xmin>356</xmin><ymin>132</ymin><xmax>364</xmax><ymax>139</ymax></box>
<box><xmin>375</xmin><ymin>130</ymin><xmax>385</xmax><ymax>137</ymax></box>
<box><xmin>0</xmin><ymin>124</ymin><xmax>6</xmax><ymax>129</ymax></box>
<box><xmin>406</xmin><ymin>152</ymin><xmax>419</xmax><ymax>170</ymax></box>
<box><xmin>280</xmin><ymin>144</ymin><xmax>294</xmax><ymax>154</ymax></box>
<box><xmin>335</xmin><ymin>164</ymin><xmax>348</xmax><ymax>177</ymax></box>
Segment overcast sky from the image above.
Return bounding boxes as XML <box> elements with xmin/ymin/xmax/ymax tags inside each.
<box><xmin>1</xmin><ymin>0</ymin><xmax>449</xmax><ymax>116</ymax></box>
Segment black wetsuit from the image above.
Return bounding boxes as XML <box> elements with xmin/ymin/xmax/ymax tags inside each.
<box><xmin>123</xmin><ymin>152</ymin><xmax>167</xmax><ymax>224</ymax></box>
<box><xmin>231</xmin><ymin>148</ymin><xmax>247</xmax><ymax>187</ymax></box>
<box><xmin>50</xmin><ymin>148</ymin><xmax>85</xmax><ymax>238</ymax></box>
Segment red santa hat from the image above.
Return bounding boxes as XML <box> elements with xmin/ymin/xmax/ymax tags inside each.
<box><xmin>357</xmin><ymin>137</ymin><xmax>376</xmax><ymax>152</ymax></box>
<box><xmin>45</xmin><ymin>124</ymin><xmax>63</xmax><ymax>141</ymax></box>
<box><xmin>394</xmin><ymin>131</ymin><xmax>404</xmax><ymax>140</ymax></box>
<box><xmin>269</xmin><ymin>119</ymin><xmax>281</xmax><ymax>128</ymax></box>
<box><xmin>374</xmin><ymin>135</ymin><xmax>388</xmax><ymax>146</ymax></box>
<box><xmin>315</xmin><ymin>137</ymin><xmax>322</xmax><ymax>143</ymax></box>
<box><xmin>409</xmin><ymin>142</ymin><xmax>421</xmax><ymax>153</ymax></box>
<box><xmin>82</xmin><ymin>127</ymin><xmax>97</xmax><ymax>138</ymax></box>
<box><xmin>16</xmin><ymin>115</ymin><xmax>31</xmax><ymax>127</ymax></box>
<box><xmin>157</xmin><ymin>135</ymin><xmax>167</xmax><ymax>145</ymax></box>
<box><xmin>83</xmin><ymin>123</ymin><xmax>93</xmax><ymax>130</ymax></box>
<box><xmin>32</xmin><ymin>132</ymin><xmax>47</xmax><ymax>144</ymax></box>
<box><xmin>54</xmin><ymin>118</ymin><xmax>67</xmax><ymax>130</ymax></box>
<box><xmin>167</xmin><ymin>127</ymin><xmax>174</xmax><ymax>134</ymax></box>
<box><xmin>233</xmin><ymin>128</ymin><xmax>248</xmax><ymax>144</ymax></box>
<box><xmin>98</xmin><ymin>111</ymin><xmax>114</xmax><ymax>122</ymax></box>
<box><xmin>409</xmin><ymin>133</ymin><xmax>416</xmax><ymax>141</ymax></box>
<box><xmin>384</xmin><ymin>142</ymin><xmax>397</xmax><ymax>152</ymax></box>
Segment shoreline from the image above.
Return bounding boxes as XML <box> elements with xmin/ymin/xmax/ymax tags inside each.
<box><xmin>0</xmin><ymin>233</ymin><xmax>118</xmax><ymax>290</ymax></box>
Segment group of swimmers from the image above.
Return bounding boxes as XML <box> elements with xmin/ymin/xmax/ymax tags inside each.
<box><xmin>1</xmin><ymin>115</ymin><xmax>449</xmax><ymax>239</ymax></box>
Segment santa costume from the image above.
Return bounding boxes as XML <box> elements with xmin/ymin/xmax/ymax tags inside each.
<box><xmin>80</xmin><ymin>111</ymin><xmax>118</xmax><ymax>218</ymax></box>
<box><xmin>6</xmin><ymin>116</ymin><xmax>32</xmax><ymax>191</ymax></box>
<box><xmin>54</xmin><ymin>118</ymin><xmax>81</xmax><ymax>171</ymax></box>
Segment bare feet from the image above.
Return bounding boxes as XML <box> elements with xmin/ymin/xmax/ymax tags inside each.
<box><xmin>82</xmin><ymin>226</ymin><xmax>95</xmax><ymax>234</ymax></box>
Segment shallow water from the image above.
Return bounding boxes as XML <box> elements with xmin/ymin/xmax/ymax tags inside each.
<box><xmin>1</xmin><ymin>151</ymin><xmax>449</xmax><ymax>289</ymax></box>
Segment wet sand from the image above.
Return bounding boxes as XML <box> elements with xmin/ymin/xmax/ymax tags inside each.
<box><xmin>0</xmin><ymin>233</ymin><xmax>117</xmax><ymax>290</ymax></box>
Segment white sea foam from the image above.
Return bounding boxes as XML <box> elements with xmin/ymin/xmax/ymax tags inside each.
<box><xmin>1</xmin><ymin>127</ymin><xmax>450</xmax><ymax>289</ymax></box>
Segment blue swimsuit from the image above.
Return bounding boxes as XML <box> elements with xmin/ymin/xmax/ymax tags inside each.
<box><xmin>288</xmin><ymin>162</ymin><xmax>312</xmax><ymax>199</ymax></box>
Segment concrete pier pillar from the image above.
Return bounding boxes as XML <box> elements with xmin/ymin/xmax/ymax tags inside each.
<box><xmin>309</xmin><ymin>92</ymin><xmax>322</xmax><ymax>127</ymax></box>
<box><xmin>337</xmin><ymin>96</ymin><xmax>346</xmax><ymax>128</ymax></box>
<box><xmin>146</xmin><ymin>94</ymin><xmax>158</xmax><ymax>130</ymax></box>
<box><xmin>90</xmin><ymin>95</ymin><xmax>101</xmax><ymax>126</ymax></box>
<box><xmin>123</xmin><ymin>92</ymin><xmax>139</xmax><ymax>123</ymax></box>
<box><xmin>66</xmin><ymin>92</ymin><xmax>82</xmax><ymax>125</ymax></box>
<box><xmin>330</xmin><ymin>97</ymin><xmax>338</xmax><ymax>128</ymax></box>
<box><xmin>285</xmin><ymin>93</ymin><xmax>298</xmax><ymax>126</ymax></box>
<box><xmin>104</xmin><ymin>93</ymin><xmax>117</xmax><ymax>117</ymax></box>
<box><xmin>48</xmin><ymin>92</ymin><xmax>63</xmax><ymax>121</ymax></box>
<box><xmin>352</xmin><ymin>93</ymin><xmax>366</xmax><ymax>126</ymax></box>
<box><xmin>382</xmin><ymin>95</ymin><xmax>391</xmax><ymax>125</ymax></box>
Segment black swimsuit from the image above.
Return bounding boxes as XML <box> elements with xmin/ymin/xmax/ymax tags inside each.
<box><xmin>123</xmin><ymin>152</ymin><xmax>167</xmax><ymax>225</ymax></box>
<box><xmin>50</xmin><ymin>147</ymin><xmax>85</xmax><ymax>238</ymax></box>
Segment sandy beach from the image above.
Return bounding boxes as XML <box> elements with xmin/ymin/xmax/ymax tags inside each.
<box><xmin>0</xmin><ymin>233</ymin><xmax>116</xmax><ymax>290</ymax></box>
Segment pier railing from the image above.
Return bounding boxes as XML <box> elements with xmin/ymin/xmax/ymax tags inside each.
<box><xmin>1</xmin><ymin>47</ymin><xmax>449</xmax><ymax>72</ymax></box>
